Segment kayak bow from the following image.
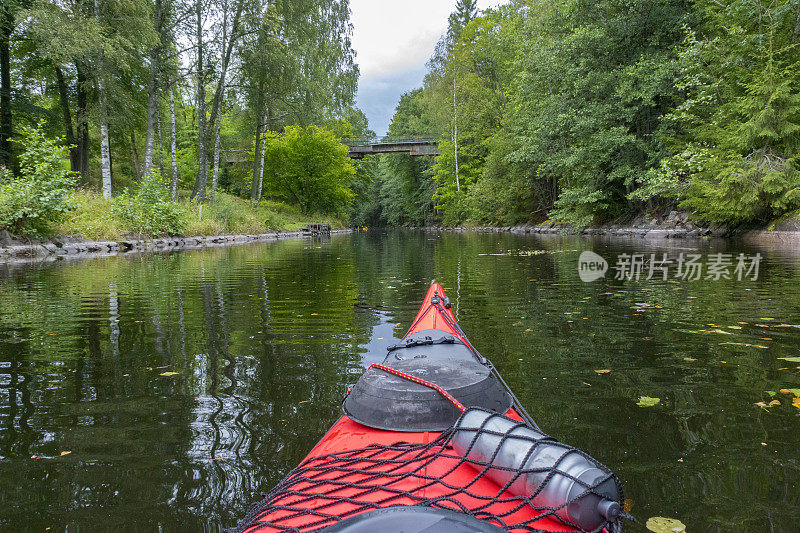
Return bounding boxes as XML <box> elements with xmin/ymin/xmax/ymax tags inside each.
<box><xmin>233</xmin><ymin>282</ymin><xmax>626</xmax><ymax>533</ymax></box>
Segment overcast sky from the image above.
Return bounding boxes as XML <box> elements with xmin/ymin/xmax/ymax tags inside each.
<box><xmin>350</xmin><ymin>0</ymin><xmax>507</xmax><ymax>136</ymax></box>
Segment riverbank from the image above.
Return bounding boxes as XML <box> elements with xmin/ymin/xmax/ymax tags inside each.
<box><xmin>415</xmin><ymin>210</ymin><xmax>800</xmax><ymax>248</ymax></box>
<box><xmin>0</xmin><ymin>229</ymin><xmax>352</xmax><ymax>264</ymax></box>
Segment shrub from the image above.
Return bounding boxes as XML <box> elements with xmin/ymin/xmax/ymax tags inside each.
<box><xmin>112</xmin><ymin>170</ymin><xmax>188</xmax><ymax>236</ymax></box>
<box><xmin>0</xmin><ymin>124</ymin><xmax>77</xmax><ymax>236</ymax></box>
<box><xmin>262</xmin><ymin>125</ymin><xmax>355</xmax><ymax>215</ymax></box>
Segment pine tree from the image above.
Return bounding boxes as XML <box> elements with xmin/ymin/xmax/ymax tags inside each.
<box><xmin>447</xmin><ymin>0</ymin><xmax>478</xmax><ymax>42</ymax></box>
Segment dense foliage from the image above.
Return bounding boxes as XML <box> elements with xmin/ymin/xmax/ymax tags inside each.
<box><xmin>112</xmin><ymin>170</ymin><xmax>187</xmax><ymax>236</ymax></box>
<box><xmin>367</xmin><ymin>0</ymin><xmax>800</xmax><ymax>228</ymax></box>
<box><xmin>0</xmin><ymin>0</ymin><xmax>362</xmax><ymax>236</ymax></box>
<box><xmin>0</xmin><ymin>124</ymin><xmax>76</xmax><ymax>235</ymax></box>
<box><xmin>4</xmin><ymin>0</ymin><xmax>800</xmax><ymax>232</ymax></box>
<box><xmin>262</xmin><ymin>125</ymin><xmax>355</xmax><ymax>215</ymax></box>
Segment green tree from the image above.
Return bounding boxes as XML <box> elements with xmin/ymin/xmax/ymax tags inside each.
<box><xmin>262</xmin><ymin>125</ymin><xmax>355</xmax><ymax>215</ymax></box>
<box><xmin>637</xmin><ymin>1</ymin><xmax>800</xmax><ymax>223</ymax></box>
<box><xmin>448</xmin><ymin>0</ymin><xmax>478</xmax><ymax>41</ymax></box>
<box><xmin>426</xmin><ymin>7</ymin><xmax>518</xmax><ymax>224</ymax></box>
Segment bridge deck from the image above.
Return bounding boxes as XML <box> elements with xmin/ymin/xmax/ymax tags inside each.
<box><xmin>221</xmin><ymin>136</ymin><xmax>440</xmax><ymax>164</ymax></box>
<box><xmin>343</xmin><ymin>136</ymin><xmax>439</xmax><ymax>159</ymax></box>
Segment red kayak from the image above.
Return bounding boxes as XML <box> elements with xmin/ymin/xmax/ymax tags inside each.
<box><xmin>233</xmin><ymin>282</ymin><xmax>626</xmax><ymax>533</ymax></box>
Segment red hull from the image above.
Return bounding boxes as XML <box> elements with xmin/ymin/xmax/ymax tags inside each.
<box><xmin>241</xmin><ymin>283</ymin><xmax>576</xmax><ymax>533</ymax></box>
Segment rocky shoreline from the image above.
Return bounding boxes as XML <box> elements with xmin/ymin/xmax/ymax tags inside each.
<box><xmin>0</xmin><ymin>229</ymin><xmax>352</xmax><ymax>264</ymax></box>
<box><xmin>415</xmin><ymin>210</ymin><xmax>800</xmax><ymax>247</ymax></box>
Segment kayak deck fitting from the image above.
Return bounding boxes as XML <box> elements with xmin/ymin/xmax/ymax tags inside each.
<box><xmin>232</xmin><ymin>283</ymin><xmax>628</xmax><ymax>533</ymax></box>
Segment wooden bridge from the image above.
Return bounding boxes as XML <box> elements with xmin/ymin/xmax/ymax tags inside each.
<box><xmin>342</xmin><ymin>136</ymin><xmax>439</xmax><ymax>159</ymax></box>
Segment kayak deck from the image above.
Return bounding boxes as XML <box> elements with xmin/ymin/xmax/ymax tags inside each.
<box><xmin>234</xmin><ymin>282</ymin><xmax>623</xmax><ymax>533</ymax></box>
<box><xmin>238</xmin><ymin>412</ymin><xmax>574</xmax><ymax>533</ymax></box>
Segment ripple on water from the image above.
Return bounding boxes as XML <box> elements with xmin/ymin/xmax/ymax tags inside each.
<box><xmin>0</xmin><ymin>232</ymin><xmax>799</xmax><ymax>531</ymax></box>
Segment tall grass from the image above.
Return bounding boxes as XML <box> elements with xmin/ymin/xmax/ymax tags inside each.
<box><xmin>56</xmin><ymin>190</ymin><xmax>343</xmax><ymax>240</ymax></box>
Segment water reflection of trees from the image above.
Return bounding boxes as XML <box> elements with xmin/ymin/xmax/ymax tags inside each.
<box><xmin>0</xmin><ymin>240</ymin><xmax>369</xmax><ymax>528</ymax></box>
<box><xmin>1</xmin><ymin>233</ymin><xmax>799</xmax><ymax>530</ymax></box>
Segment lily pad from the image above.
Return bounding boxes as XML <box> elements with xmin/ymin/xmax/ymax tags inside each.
<box><xmin>778</xmin><ymin>357</ymin><xmax>800</xmax><ymax>363</ymax></box>
<box><xmin>646</xmin><ymin>517</ymin><xmax>686</xmax><ymax>533</ymax></box>
<box><xmin>637</xmin><ymin>396</ymin><xmax>661</xmax><ymax>407</ymax></box>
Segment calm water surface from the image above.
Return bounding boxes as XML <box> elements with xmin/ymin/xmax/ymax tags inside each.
<box><xmin>1</xmin><ymin>231</ymin><xmax>799</xmax><ymax>531</ymax></box>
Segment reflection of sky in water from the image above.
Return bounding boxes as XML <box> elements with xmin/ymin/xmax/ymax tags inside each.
<box><xmin>358</xmin><ymin>310</ymin><xmax>402</xmax><ymax>368</ymax></box>
<box><xmin>1</xmin><ymin>231</ymin><xmax>799</xmax><ymax>531</ymax></box>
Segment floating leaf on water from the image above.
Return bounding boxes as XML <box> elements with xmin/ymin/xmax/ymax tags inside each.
<box><xmin>754</xmin><ymin>401</ymin><xmax>769</xmax><ymax>408</ymax></box>
<box><xmin>623</xmin><ymin>498</ymin><xmax>634</xmax><ymax>512</ymax></box>
<box><xmin>582</xmin><ymin>382</ymin><xmax>592</xmax><ymax>387</ymax></box>
<box><xmin>595</xmin><ymin>369</ymin><xmax>611</xmax><ymax>374</ymax></box>
<box><xmin>793</xmin><ymin>398</ymin><xmax>800</xmax><ymax>411</ymax></box>
<box><xmin>637</xmin><ymin>396</ymin><xmax>661</xmax><ymax>407</ymax></box>
<box><xmin>683</xmin><ymin>357</ymin><xmax>697</xmax><ymax>362</ymax></box>
<box><xmin>760</xmin><ymin>318</ymin><xmax>775</xmax><ymax>321</ymax></box>
<box><xmin>768</xmin><ymin>400</ymin><xmax>781</xmax><ymax>407</ymax></box>
<box><xmin>727</xmin><ymin>326</ymin><xmax>743</xmax><ymax>330</ymax></box>
<box><xmin>646</xmin><ymin>516</ymin><xmax>686</xmax><ymax>532</ymax></box>
<box><xmin>780</xmin><ymin>388</ymin><xmax>800</xmax><ymax>396</ymax></box>
<box><xmin>778</xmin><ymin>357</ymin><xmax>800</xmax><ymax>362</ymax></box>
<box><xmin>60</xmin><ymin>451</ymin><xmax>71</xmax><ymax>456</ymax></box>
<box><xmin>160</xmin><ymin>371</ymin><xmax>180</xmax><ymax>377</ymax></box>
<box><xmin>766</xmin><ymin>391</ymin><xmax>777</xmax><ymax>396</ymax></box>
<box><xmin>719</xmin><ymin>342</ymin><xmax>769</xmax><ymax>349</ymax></box>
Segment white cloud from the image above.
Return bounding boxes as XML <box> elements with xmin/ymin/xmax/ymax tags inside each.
<box><xmin>351</xmin><ymin>0</ymin><xmax>507</xmax><ymax>134</ymax></box>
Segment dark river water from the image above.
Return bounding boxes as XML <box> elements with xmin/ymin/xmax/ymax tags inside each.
<box><xmin>1</xmin><ymin>231</ymin><xmax>799</xmax><ymax>531</ymax></box>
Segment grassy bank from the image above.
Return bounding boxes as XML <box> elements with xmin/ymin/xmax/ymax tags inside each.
<box><xmin>55</xmin><ymin>190</ymin><xmax>344</xmax><ymax>241</ymax></box>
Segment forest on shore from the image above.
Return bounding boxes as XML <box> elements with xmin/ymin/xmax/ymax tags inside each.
<box><xmin>2</xmin><ymin>0</ymin><xmax>800</xmax><ymax>237</ymax></box>
<box><xmin>0</xmin><ymin>0</ymin><xmax>364</xmax><ymax>237</ymax></box>
<box><xmin>354</xmin><ymin>0</ymin><xmax>800</xmax><ymax>229</ymax></box>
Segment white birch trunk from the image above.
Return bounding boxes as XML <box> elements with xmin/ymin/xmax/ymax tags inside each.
<box><xmin>157</xmin><ymin>102</ymin><xmax>164</xmax><ymax>177</ymax></box>
<box><xmin>210</xmin><ymin>104</ymin><xmax>221</xmax><ymax>198</ymax></box>
<box><xmin>257</xmin><ymin>130</ymin><xmax>266</xmax><ymax>199</ymax></box>
<box><xmin>170</xmin><ymin>85</ymin><xmax>178</xmax><ymax>200</ymax></box>
<box><xmin>99</xmin><ymin>100</ymin><xmax>112</xmax><ymax>199</ymax></box>
<box><xmin>453</xmin><ymin>76</ymin><xmax>459</xmax><ymax>192</ymax></box>
<box><xmin>95</xmin><ymin>0</ymin><xmax>112</xmax><ymax>199</ymax></box>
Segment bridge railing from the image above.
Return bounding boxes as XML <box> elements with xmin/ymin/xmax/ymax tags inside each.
<box><xmin>342</xmin><ymin>135</ymin><xmax>438</xmax><ymax>147</ymax></box>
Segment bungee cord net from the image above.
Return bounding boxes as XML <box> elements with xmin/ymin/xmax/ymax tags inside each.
<box><xmin>230</xmin><ymin>409</ymin><xmax>630</xmax><ymax>533</ymax></box>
